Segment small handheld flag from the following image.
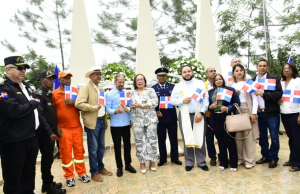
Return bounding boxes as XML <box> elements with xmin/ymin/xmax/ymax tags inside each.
<box><xmin>228</xmin><ymin>71</ymin><xmax>233</xmax><ymax>82</ymax></box>
<box><xmin>65</xmin><ymin>85</ymin><xmax>78</xmax><ymax>100</ymax></box>
<box><xmin>217</xmin><ymin>88</ymin><xmax>233</xmax><ymax>102</ymax></box>
<box><xmin>159</xmin><ymin>96</ymin><xmax>173</xmax><ymax>109</ymax></box>
<box><xmin>0</xmin><ymin>92</ymin><xmax>8</xmax><ymax>100</ymax></box>
<box><xmin>120</xmin><ymin>91</ymin><xmax>131</xmax><ymax>106</ymax></box>
<box><xmin>36</xmin><ymin>98</ymin><xmax>40</xmax><ymax>103</ymax></box>
<box><xmin>71</xmin><ymin>87</ymin><xmax>77</xmax><ymax>100</ymax></box>
<box><xmin>258</xmin><ymin>78</ymin><xmax>276</xmax><ymax>90</ymax></box>
<box><xmin>241</xmin><ymin>79</ymin><xmax>256</xmax><ymax>94</ymax></box>
<box><xmin>99</xmin><ymin>91</ymin><xmax>105</xmax><ymax>105</ymax></box>
<box><xmin>282</xmin><ymin>89</ymin><xmax>300</xmax><ymax>103</ymax></box>
<box><xmin>192</xmin><ymin>88</ymin><xmax>205</xmax><ymax>103</ymax></box>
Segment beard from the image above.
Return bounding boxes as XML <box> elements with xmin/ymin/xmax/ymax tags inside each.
<box><xmin>182</xmin><ymin>75</ymin><xmax>194</xmax><ymax>81</ymax></box>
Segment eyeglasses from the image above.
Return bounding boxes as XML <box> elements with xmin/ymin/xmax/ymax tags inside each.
<box><xmin>136</xmin><ymin>79</ymin><xmax>144</xmax><ymax>82</ymax></box>
<box><xmin>9</xmin><ymin>66</ymin><xmax>28</xmax><ymax>71</ymax></box>
<box><xmin>283</xmin><ymin>68</ymin><xmax>291</xmax><ymax>71</ymax></box>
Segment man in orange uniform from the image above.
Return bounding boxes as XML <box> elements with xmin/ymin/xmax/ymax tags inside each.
<box><xmin>52</xmin><ymin>71</ymin><xmax>91</xmax><ymax>187</ymax></box>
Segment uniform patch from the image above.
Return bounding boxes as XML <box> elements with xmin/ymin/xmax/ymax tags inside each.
<box><xmin>17</xmin><ymin>92</ymin><xmax>22</xmax><ymax>94</ymax></box>
<box><xmin>47</xmin><ymin>102</ymin><xmax>52</xmax><ymax>106</ymax></box>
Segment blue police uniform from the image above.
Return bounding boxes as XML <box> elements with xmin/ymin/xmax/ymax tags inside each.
<box><xmin>153</xmin><ymin>68</ymin><xmax>180</xmax><ymax>164</ymax></box>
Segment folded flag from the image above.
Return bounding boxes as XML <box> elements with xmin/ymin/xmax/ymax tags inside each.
<box><xmin>228</xmin><ymin>71</ymin><xmax>233</xmax><ymax>82</ymax></box>
<box><xmin>120</xmin><ymin>91</ymin><xmax>131</xmax><ymax>106</ymax></box>
<box><xmin>258</xmin><ymin>78</ymin><xmax>276</xmax><ymax>90</ymax></box>
<box><xmin>0</xmin><ymin>92</ymin><xmax>8</xmax><ymax>100</ymax></box>
<box><xmin>65</xmin><ymin>85</ymin><xmax>78</xmax><ymax>100</ymax></box>
<box><xmin>159</xmin><ymin>96</ymin><xmax>173</xmax><ymax>109</ymax></box>
<box><xmin>99</xmin><ymin>91</ymin><xmax>105</xmax><ymax>105</ymax></box>
<box><xmin>217</xmin><ymin>88</ymin><xmax>233</xmax><ymax>102</ymax></box>
<box><xmin>192</xmin><ymin>88</ymin><xmax>205</xmax><ymax>104</ymax></box>
<box><xmin>241</xmin><ymin>79</ymin><xmax>257</xmax><ymax>94</ymax></box>
<box><xmin>282</xmin><ymin>89</ymin><xmax>300</xmax><ymax>103</ymax></box>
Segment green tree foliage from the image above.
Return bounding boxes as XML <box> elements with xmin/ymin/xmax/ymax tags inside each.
<box><xmin>26</xmin><ymin>55</ymin><xmax>55</xmax><ymax>89</ymax></box>
<box><xmin>101</xmin><ymin>62</ymin><xmax>136</xmax><ymax>81</ymax></box>
<box><xmin>1</xmin><ymin>0</ymin><xmax>71</xmax><ymax>70</ymax></box>
<box><xmin>93</xmin><ymin>0</ymin><xmax>198</xmax><ymax>65</ymax></box>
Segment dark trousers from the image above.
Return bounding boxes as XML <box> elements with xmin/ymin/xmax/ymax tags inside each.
<box><xmin>213</xmin><ymin>113</ymin><xmax>238</xmax><ymax>168</ymax></box>
<box><xmin>39</xmin><ymin>134</ymin><xmax>55</xmax><ymax>185</ymax></box>
<box><xmin>157</xmin><ymin>122</ymin><xmax>179</xmax><ymax>162</ymax></box>
<box><xmin>206</xmin><ymin>120</ymin><xmax>217</xmax><ymax>158</ymax></box>
<box><xmin>281</xmin><ymin>113</ymin><xmax>300</xmax><ymax>167</ymax></box>
<box><xmin>111</xmin><ymin>125</ymin><xmax>132</xmax><ymax>168</ymax></box>
<box><xmin>0</xmin><ymin>136</ymin><xmax>39</xmax><ymax>194</ymax></box>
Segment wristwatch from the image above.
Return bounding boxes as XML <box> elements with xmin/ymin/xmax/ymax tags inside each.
<box><xmin>200</xmin><ymin>112</ymin><xmax>205</xmax><ymax>116</ymax></box>
<box><xmin>114</xmin><ymin>110</ymin><xmax>117</xmax><ymax>114</ymax></box>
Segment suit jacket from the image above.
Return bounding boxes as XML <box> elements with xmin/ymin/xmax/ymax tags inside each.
<box><xmin>251</xmin><ymin>72</ymin><xmax>282</xmax><ymax>117</ymax></box>
<box><xmin>152</xmin><ymin>82</ymin><xmax>177</xmax><ymax>123</ymax></box>
<box><xmin>208</xmin><ymin>86</ymin><xmax>240</xmax><ymax>128</ymax></box>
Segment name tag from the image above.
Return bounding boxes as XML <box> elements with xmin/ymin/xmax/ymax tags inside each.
<box><xmin>48</xmin><ymin>103</ymin><xmax>52</xmax><ymax>106</ymax></box>
<box><xmin>17</xmin><ymin>92</ymin><xmax>22</xmax><ymax>94</ymax></box>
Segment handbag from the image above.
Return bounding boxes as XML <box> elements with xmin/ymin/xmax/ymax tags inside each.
<box><xmin>225</xmin><ymin>103</ymin><xmax>252</xmax><ymax>140</ymax></box>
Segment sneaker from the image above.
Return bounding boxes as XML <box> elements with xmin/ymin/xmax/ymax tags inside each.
<box><xmin>98</xmin><ymin>169</ymin><xmax>113</xmax><ymax>176</ymax></box>
<box><xmin>66</xmin><ymin>178</ymin><xmax>76</xmax><ymax>187</ymax></box>
<box><xmin>91</xmin><ymin>174</ymin><xmax>103</xmax><ymax>182</ymax></box>
<box><xmin>79</xmin><ymin>174</ymin><xmax>91</xmax><ymax>183</ymax></box>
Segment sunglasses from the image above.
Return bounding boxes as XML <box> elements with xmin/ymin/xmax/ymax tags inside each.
<box><xmin>9</xmin><ymin>66</ymin><xmax>28</xmax><ymax>71</ymax></box>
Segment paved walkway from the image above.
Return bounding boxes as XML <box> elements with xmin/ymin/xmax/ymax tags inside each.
<box><xmin>1</xmin><ymin>135</ymin><xmax>300</xmax><ymax>194</ymax></box>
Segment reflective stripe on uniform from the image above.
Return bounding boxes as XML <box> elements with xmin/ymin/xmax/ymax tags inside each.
<box><xmin>74</xmin><ymin>159</ymin><xmax>84</xmax><ymax>163</ymax></box>
<box><xmin>61</xmin><ymin>161</ymin><xmax>73</xmax><ymax>168</ymax></box>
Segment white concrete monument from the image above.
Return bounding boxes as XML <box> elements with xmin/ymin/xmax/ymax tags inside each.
<box><xmin>70</xmin><ymin>0</ymin><xmax>96</xmax><ymax>88</ymax></box>
<box><xmin>135</xmin><ymin>0</ymin><xmax>161</xmax><ymax>79</ymax></box>
<box><xmin>195</xmin><ymin>0</ymin><xmax>221</xmax><ymax>73</ymax></box>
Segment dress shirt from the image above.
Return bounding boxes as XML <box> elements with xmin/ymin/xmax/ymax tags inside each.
<box><xmin>255</xmin><ymin>73</ymin><xmax>266</xmax><ymax>109</ymax></box>
<box><xmin>280</xmin><ymin>78</ymin><xmax>300</xmax><ymax>114</ymax></box>
<box><xmin>170</xmin><ymin>78</ymin><xmax>208</xmax><ymax>113</ymax></box>
<box><xmin>106</xmin><ymin>87</ymin><xmax>131</xmax><ymax>127</ymax></box>
<box><xmin>207</xmin><ymin>81</ymin><xmax>213</xmax><ymax>90</ymax></box>
<box><xmin>22</xmin><ymin>83</ymin><xmax>39</xmax><ymax>130</ymax></box>
<box><xmin>232</xmin><ymin>81</ymin><xmax>258</xmax><ymax>114</ymax></box>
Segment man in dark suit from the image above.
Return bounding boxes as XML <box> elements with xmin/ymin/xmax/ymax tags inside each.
<box><xmin>252</xmin><ymin>59</ymin><xmax>283</xmax><ymax>168</ymax></box>
<box><xmin>152</xmin><ymin>67</ymin><xmax>182</xmax><ymax>166</ymax></box>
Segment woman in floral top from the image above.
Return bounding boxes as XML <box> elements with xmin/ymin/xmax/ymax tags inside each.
<box><xmin>130</xmin><ymin>73</ymin><xmax>158</xmax><ymax>174</ymax></box>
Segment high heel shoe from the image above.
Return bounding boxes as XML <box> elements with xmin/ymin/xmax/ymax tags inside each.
<box><xmin>140</xmin><ymin>169</ymin><xmax>146</xmax><ymax>174</ymax></box>
<box><xmin>149</xmin><ymin>163</ymin><xmax>156</xmax><ymax>171</ymax></box>
<box><xmin>140</xmin><ymin>163</ymin><xmax>146</xmax><ymax>174</ymax></box>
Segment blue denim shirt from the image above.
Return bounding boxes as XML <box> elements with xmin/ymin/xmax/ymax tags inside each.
<box><xmin>105</xmin><ymin>87</ymin><xmax>131</xmax><ymax>127</ymax></box>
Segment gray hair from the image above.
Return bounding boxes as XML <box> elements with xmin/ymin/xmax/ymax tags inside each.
<box><xmin>114</xmin><ymin>74</ymin><xmax>125</xmax><ymax>82</ymax></box>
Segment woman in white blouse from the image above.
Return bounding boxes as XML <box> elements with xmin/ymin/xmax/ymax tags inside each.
<box><xmin>228</xmin><ymin>64</ymin><xmax>259</xmax><ymax>169</ymax></box>
<box><xmin>278</xmin><ymin>63</ymin><xmax>300</xmax><ymax>172</ymax></box>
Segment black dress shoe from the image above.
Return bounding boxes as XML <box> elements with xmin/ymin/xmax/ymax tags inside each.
<box><xmin>185</xmin><ymin>166</ymin><xmax>193</xmax><ymax>171</ymax></box>
<box><xmin>210</xmin><ymin>157</ymin><xmax>217</xmax><ymax>166</ymax></box>
<box><xmin>279</xmin><ymin>131</ymin><xmax>283</xmax><ymax>135</ymax></box>
<box><xmin>171</xmin><ymin>160</ymin><xmax>182</xmax><ymax>165</ymax></box>
<box><xmin>199</xmin><ymin>165</ymin><xmax>209</xmax><ymax>171</ymax></box>
<box><xmin>41</xmin><ymin>182</ymin><xmax>62</xmax><ymax>193</ymax></box>
<box><xmin>125</xmin><ymin>165</ymin><xmax>137</xmax><ymax>173</ymax></box>
<box><xmin>269</xmin><ymin>159</ymin><xmax>278</xmax><ymax>168</ymax></box>
<box><xmin>158</xmin><ymin>160</ymin><xmax>167</xmax><ymax>166</ymax></box>
<box><xmin>256</xmin><ymin>157</ymin><xmax>271</xmax><ymax>164</ymax></box>
<box><xmin>116</xmin><ymin>168</ymin><xmax>123</xmax><ymax>177</ymax></box>
<box><xmin>47</xmin><ymin>183</ymin><xmax>66</xmax><ymax>194</ymax></box>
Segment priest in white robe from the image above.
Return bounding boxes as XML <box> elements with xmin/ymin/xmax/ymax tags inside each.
<box><xmin>170</xmin><ymin>65</ymin><xmax>209</xmax><ymax>171</ymax></box>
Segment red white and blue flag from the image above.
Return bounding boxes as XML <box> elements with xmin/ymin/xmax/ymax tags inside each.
<box><xmin>36</xmin><ymin>98</ymin><xmax>40</xmax><ymax>103</ymax></box>
<box><xmin>99</xmin><ymin>91</ymin><xmax>105</xmax><ymax>105</ymax></box>
<box><xmin>192</xmin><ymin>88</ymin><xmax>205</xmax><ymax>104</ymax></box>
<box><xmin>0</xmin><ymin>92</ymin><xmax>8</xmax><ymax>100</ymax></box>
<box><xmin>282</xmin><ymin>89</ymin><xmax>300</xmax><ymax>103</ymax></box>
<box><xmin>120</xmin><ymin>91</ymin><xmax>131</xmax><ymax>106</ymax></box>
<box><xmin>65</xmin><ymin>85</ymin><xmax>78</xmax><ymax>100</ymax></box>
<box><xmin>228</xmin><ymin>71</ymin><xmax>233</xmax><ymax>82</ymax></box>
<box><xmin>217</xmin><ymin>88</ymin><xmax>233</xmax><ymax>102</ymax></box>
<box><xmin>159</xmin><ymin>96</ymin><xmax>173</xmax><ymax>109</ymax></box>
<box><xmin>241</xmin><ymin>79</ymin><xmax>257</xmax><ymax>94</ymax></box>
<box><xmin>257</xmin><ymin>78</ymin><xmax>276</xmax><ymax>90</ymax></box>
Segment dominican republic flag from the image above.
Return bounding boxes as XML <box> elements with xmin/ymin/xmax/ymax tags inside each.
<box><xmin>99</xmin><ymin>91</ymin><xmax>105</xmax><ymax>105</ymax></box>
<box><xmin>282</xmin><ymin>89</ymin><xmax>300</xmax><ymax>103</ymax></box>
<box><xmin>65</xmin><ymin>86</ymin><xmax>78</xmax><ymax>100</ymax></box>
<box><xmin>120</xmin><ymin>91</ymin><xmax>131</xmax><ymax>106</ymax></box>
<box><xmin>241</xmin><ymin>79</ymin><xmax>257</xmax><ymax>94</ymax></box>
<box><xmin>36</xmin><ymin>98</ymin><xmax>40</xmax><ymax>103</ymax></box>
<box><xmin>0</xmin><ymin>92</ymin><xmax>8</xmax><ymax>100</ymax></box>
<box><xmin>228</xmin><ymin>71</ymin><xmax>233</xmax><ymax>82</ymax></box>
<box><xmin>192</xmin><ymin>88</ymin><xmax>205</xmax><ymax>104</ymax></box>
<box><xmin>288</xmin><ymin>56</ymin><xmax>293</xmax><ymax>63</ymax></box>
<box><xmin>217</xmin><ymin>88</ymin><xmax>233</xmax><ymax>102</ymax></box>
<box><xmin>258</xmin><ymin>78</ymin><xmax>276</xmax><ymax>90</ymax></box>
<box><xmin>159</xmin><ymin>96</ymin><xmax>173</xmax><ymax>109</ymax></box>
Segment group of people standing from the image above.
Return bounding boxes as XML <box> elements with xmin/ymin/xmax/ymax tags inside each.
<box><xmin>0</xmin><ymin>55</ymin><xmax>299</xmax><ymax>194</ymax></box>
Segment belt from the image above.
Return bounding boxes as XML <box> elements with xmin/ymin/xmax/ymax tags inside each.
<box><xmin>189</xmin><ymin>113</ymin><xmax>195</xmax><ymax>115</ymax></box>
<box><xmin>261</xmin><ymin>109</ymin><xmax>265</xmax><ymax>112</ymax></box>
<box><xmin>97</xmin><ymin>116</ymin><xmax>105</xmax><ymax>120</ymax></box>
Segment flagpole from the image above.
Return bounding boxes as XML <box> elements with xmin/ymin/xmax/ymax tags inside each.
<box><xmin>262</xmin><ymin>0</ymin><xmax>268</xmax><ymax>59</ymax></box>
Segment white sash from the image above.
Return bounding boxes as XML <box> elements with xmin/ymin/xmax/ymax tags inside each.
<box><xmin>179</xmin><ymin>79</ymin><xmax>205</xmax><ymax>148</ymax></box>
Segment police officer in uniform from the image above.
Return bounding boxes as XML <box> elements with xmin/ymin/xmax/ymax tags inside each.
<box><xmin>152</xmin><ymin>67</ymin><xmax>182</xmax><ymax>166</ymax></box>
<box><xmin>0</xmin><ymin>56</ymin><xmax>39</xmax><ymax>194</ymax></box>
<box><xmin>33</xmin><ymin>70</ymin><xmax>66</xmax><ymax>194</ymax></box>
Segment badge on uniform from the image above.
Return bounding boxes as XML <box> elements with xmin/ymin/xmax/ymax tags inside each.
<box><xmin>0</xmin><ymin>92</ymin><xmax>8</xmax><ymax>100</ymax></box>
<box><xmin>17</xmin><ymin>92</ymin><xmax>22</xmax><ymax>94</ymax></box>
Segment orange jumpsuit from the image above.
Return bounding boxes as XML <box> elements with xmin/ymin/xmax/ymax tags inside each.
<box><xmin>52</xmin><ymin>87</ymin><xmax>86</xmax><ymax>179</ymax></box>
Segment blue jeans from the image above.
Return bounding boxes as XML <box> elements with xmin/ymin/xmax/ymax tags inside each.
<box><xmin>84</xmin><ymin>119</ymin><xmax>105</xmax><ymax>175</ymax></box>
<box><xmin>257</xmin><ymin>112</ymin><xmax>280</xmax><ymax>160</ymax></box>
